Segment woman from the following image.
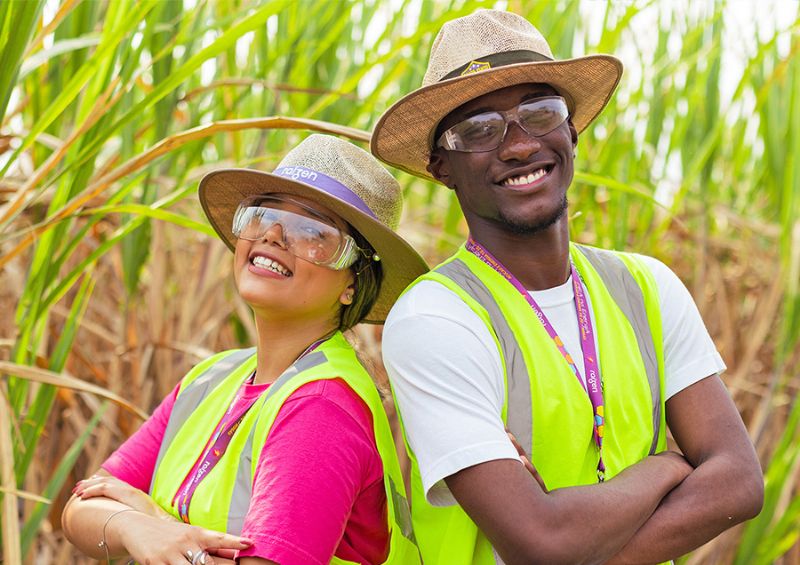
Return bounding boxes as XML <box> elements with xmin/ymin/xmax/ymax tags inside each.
<box><xmin>62</xmin><ymin>134</ymin><xmax>428</xmax><ymax>565</ymax></box>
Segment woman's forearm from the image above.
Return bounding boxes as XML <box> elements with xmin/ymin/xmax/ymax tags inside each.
<box><xmin>61</xmin><ymin>494</ymin><xmax>139</xmax><ymax>559</ymax></box>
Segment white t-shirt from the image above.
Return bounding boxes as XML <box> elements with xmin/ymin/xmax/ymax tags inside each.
<box><xmin>383</xmin><ymin>253</ymin><xmax>726</xmax><ymax>507</ymax></box>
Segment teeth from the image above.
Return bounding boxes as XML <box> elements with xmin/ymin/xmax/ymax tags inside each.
<box><xmin>252</xmin><ymin>256</ymin><xmax>291</xmax><ymax>276</ymax></box>
<box><xmin>501</xmin><ymin>168</ymin><xmax>547</xmax><ymax>186</ymax></box>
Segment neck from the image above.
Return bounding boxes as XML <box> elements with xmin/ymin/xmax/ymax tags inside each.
<box><xmin>252</xmin><ymin>315</ymin><xmax>337</xmax><ymax>384</ymax></box>
<box><xmin>469</xmin><ymin>219</ymin><xmax>571</xmax><ymax>291</ymax></box>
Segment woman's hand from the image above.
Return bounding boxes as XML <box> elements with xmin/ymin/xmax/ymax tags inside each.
<box><xmin>114</xmin><ymin>511</ymin><xmax>253</xmax><ymax>565</ymax></box>
<box><xmin>74</xmin><ymin>474</ymin><xmax>174</xmax><ymax>520</ymax></box>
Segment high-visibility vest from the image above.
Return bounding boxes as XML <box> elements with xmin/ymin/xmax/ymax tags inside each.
<box><xmin>149</xmin><ymin>331</ymin><xmax>421</xmax><ymax>565</ymax></box>
<box><xmin>395</xmin><ymin>243</ymin><xmax>667</xmax><ymax>564</ymax></box>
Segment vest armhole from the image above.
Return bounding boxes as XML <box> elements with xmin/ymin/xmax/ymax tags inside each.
<box><xmin>430</xmin><ymin>258</ymin><xmax>525</xmax><ymax>445</ymax></box>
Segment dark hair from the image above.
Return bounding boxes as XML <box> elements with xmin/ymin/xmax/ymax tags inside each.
<box><xmin>339</xmin><ymin>228</ymin><xmax>382</xmax><ymax>331</ymax></box>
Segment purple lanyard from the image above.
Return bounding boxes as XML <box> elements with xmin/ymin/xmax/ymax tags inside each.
<box><xmin>176</xmin><ymin>339</ymin><xmax>326</xmax><ymax>522</ymax></box>
<box><xmin>465</xmin><ymin>238</ymin><xmax>606</xmax><ymax>481</ymax></box>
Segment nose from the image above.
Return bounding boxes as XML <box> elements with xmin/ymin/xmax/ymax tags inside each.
<box><xmin>261</xmin><ymin>221</ymin><xmax>287</xmax><ymax>248</ymax></box>
<box><xmin>496</xmin><ymin>120</ymin><xmax>541</xmax><ymax>162</ymax></box>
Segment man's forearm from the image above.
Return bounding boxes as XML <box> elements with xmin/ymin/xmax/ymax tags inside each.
<box><xmin>605</xmin><ymin>452</ymin><xmax>763</xmax><ymax>564</ymax></box>
<box><xmin>530</xmin><ymin>453</ymin><xmax>692</xmax><ymax>565</ymax></box>
<box><xmin>452</xmin><ymin>452</ymin><xmax>691</xmax><ymax>565</ymax></box>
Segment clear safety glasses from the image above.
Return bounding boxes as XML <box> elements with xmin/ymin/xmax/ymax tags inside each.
<box><xmin>232</xmin><ymin>195</ymin><xmax>368</xmax><ymax>270</ymax></box>
<box><xmin>436</xmin><ymin>96</ymin><xmax>570</xmax><ymax>153</ymax></box>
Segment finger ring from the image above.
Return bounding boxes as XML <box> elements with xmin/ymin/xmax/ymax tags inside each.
<box><xmin>191</xmin><ymin>550</ymin><xmax>208</xmax><ymax>565</ymax></box>
<box><xmin>184</xmin><ymin>549</ymin><xmax>194</xmax><ymax>563</ymax></box>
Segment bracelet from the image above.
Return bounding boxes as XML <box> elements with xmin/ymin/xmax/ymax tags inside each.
<box><xmin>97</xmin><ymin>508</ymin><xmax>136</xmax><ymax>563</ymax></box>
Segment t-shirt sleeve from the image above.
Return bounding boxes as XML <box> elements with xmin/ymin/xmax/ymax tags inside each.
<box><xmin>382</xmin><ymin>281</ymin><xmax>519</xmax><ymax>507</ymax></box>
<box><xmin>237</xmin><ymin>379</ymin><xmax>383</xmax><ymax>565</ymax></box>
<box><xmin>101</xmin><ymin>382</ymin><xmax>180</xmax><ymax>491</ymax></box>
<box><xmin>636</xmin><ymin>254</ymin><xmax>727</xmax><ymax>399</ymax></box>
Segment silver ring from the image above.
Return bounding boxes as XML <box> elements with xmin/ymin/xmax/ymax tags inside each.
<box><xmin>184</xmin><ymin>549</ymin><xmax>194</xmax><ymax>563</ymax></box>
<box><xmin>191</xmin><ymin>550</ymin><xmax>208</xmax><ymax>565</ymax></box>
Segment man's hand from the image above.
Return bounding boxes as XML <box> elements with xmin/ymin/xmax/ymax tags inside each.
<box><xmin>651</xmin><ymin>450</ymin><xmax>694</xmax><ymax>476</ymax></box>
<box><xmin>506</xmin><ymin>428</ymin><xmax>548</xmax><ymax>492</ymax></box>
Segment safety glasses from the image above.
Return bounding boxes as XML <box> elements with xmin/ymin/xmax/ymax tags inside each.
<box><xmin>436</xmin><ymin>96</ymin><xmax>570</xmax><ymax>153</ymax></box>
<box><xmin>232</xmin><ymin>195</ymin><xmax>367</xmax><ymax>270</ymax></box>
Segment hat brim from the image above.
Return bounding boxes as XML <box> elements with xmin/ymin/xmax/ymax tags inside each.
<box><xmin>199</xmin><ymin>169</ymin><xmax>429</xmax><ymax>324</ymax></box>
<box><xmin>371</xmin><ymin>54</ymin><xmax>622</xmax><ymax>181</ymax></box>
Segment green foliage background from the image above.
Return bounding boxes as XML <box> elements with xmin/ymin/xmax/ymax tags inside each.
<box><xmin>0</xmin><ymin>0</ymin><xmax>798</xmax><ymax>563</ymax></box>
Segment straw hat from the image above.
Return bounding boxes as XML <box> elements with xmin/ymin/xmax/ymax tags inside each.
<box><xmin>199</xmin><ymin>134</ymin><xmax>428</xmax><ymax>323</ymax></box>
<box><xmin>371</xmin><ymin>9</ymin><xmax>623</xmax><ymax>181</ymax></box>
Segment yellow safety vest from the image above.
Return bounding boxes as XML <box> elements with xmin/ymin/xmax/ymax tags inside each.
<box><xmin>394</xmin><ymin>243</ymin><xmax>667</xmax><ymax>564</ymax></box>
<box><xmin>150</xmin><ymin>331</ymin><xmax>421</xmax><ymax>565</ymax></box>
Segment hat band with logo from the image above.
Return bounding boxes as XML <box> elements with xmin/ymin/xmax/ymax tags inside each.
<box><xmin>274</xmin><ymin>166</ymin><xmax>377</xmax><ymax>219</ymax></box>
<box><xmin>441</xmin><ymin>49</ymin><xmax>554</xmax><ymax>81</ymax></box>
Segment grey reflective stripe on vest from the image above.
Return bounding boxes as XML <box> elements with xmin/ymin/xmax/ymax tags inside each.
<box><xmin>437</xmin><ymin>260</ymin><xmax>534</xmax><ymax>456</ymax></box>
<box><xmin>227</xmin><ymin>420</ymin><xmax>255</xmax><ymax>535</ymax></box>
<box><xmin>575</xmin><ymin>245</ymin><xmax>662</xmax><ymax>455</ymax></box>
<box><xmin>227</xmin><ymin>350</ymin><xmax>330</xmax><ymax>534</ymax></box>
<box><xmin>389</xmin><ymin>475</ymin><xmax>417</xmax><ymax>544</ymax></box>
<box><xmin>435</xmin><ymin>249</ymin><xmax>662</xmax><ymax>457</ymax></box>
<box><xmin>149</xmin><ymin>348</ymin><xmax>257</xmax><ymax>494</ymax></box>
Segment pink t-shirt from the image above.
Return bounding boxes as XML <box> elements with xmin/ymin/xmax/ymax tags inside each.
<box><xmin>102</xmin><ymin>377</ymin><xmax>389</xmax><ymax>565</ymax></box>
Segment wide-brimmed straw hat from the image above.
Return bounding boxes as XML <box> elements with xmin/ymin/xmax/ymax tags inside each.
<box><xmin>371</xmin><ymin>9</ymin><xmax>623</xmax><ymax>181</ymax></box>
<box><xmin>199</xmin><ymin>134</ymin><xmax>428</xmax><ymax>323</ymax></box>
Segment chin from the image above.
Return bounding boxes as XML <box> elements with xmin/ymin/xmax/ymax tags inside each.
<box><xmin>237</xmin><ymin>285</ymin><xmax>279</xmax><ymax>310</ymax></box>
<box><xmin>499</xmin><ymin>196</ymin><xmax>568</xmax><ymax>235</ymax></box>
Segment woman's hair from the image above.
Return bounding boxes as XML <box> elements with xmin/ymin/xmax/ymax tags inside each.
<box><xmin>339</xmin><ymin>227</ymin><xmax>382</xmax><ymax>331</ymax></box>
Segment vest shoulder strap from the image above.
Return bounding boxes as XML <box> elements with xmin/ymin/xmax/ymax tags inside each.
<box><xmin>434</xmin><ymin>258</ymin><xmax>533</xmax><ymax>455</ymax></box>
<box><xmin>148</xmin><ymin>347</ymin><xmax>256</xmax><ymax>494</ymax></box>
<box><xmin>574</xmin><ymin>245</ymin><xmax>662</xmax><ymax>455</ymax></box>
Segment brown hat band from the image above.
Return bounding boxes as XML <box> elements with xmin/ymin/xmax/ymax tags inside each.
<box><xmin>440</xmin><ymin>49</ymin><xmax>554</xmax><ymax>81</ymax></box>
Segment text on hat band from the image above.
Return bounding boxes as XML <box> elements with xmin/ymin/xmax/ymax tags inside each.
<box><xmin>274</xmin><ymin>166</ymin><xmax>378</xmax><ymax>220</ymax></box>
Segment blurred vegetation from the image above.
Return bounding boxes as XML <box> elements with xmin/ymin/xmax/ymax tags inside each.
<box><xmin>0</xmin><ymin>0</ymin><xmax>798</xmax><ymax>563</ymax></box>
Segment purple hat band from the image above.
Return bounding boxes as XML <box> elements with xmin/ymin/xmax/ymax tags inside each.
<box><xmin>273</xmin><ymin>166</ymin><xmax>377</xmax><ymax>220</ymax></box>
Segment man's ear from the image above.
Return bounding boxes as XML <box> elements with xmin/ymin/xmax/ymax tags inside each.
<box><xmin>568</xmin><ymin>119</ymin><xmax>579</xmax><ymax>148</ymax></box>
<box><xmin>427</xmin><ymin>149</ymin><xmax>455</xmax><ymax>189</ymax></box>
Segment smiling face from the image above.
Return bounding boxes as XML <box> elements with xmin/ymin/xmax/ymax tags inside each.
<box><xmin>428</xmin><ymin>83</ymin><xmax>578</xmax><ymax>239</ymax></box>
<box><xmin>233</xmin><ymin>195</ymin><xmax>355</xmax><ymax>327</ymax></box>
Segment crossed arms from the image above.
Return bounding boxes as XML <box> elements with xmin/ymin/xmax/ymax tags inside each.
<box><xmin>446</xmin><ymin>375</ymin><xmax>763</xmax><ymax>565</ymax></box>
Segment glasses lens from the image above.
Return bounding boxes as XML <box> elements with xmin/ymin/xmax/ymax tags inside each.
<box><xmin>446</xmin><ymin>112</ymin><xmax>506</xmax><ymax>152</ymax></box>
<box><xmin>285</xmin><ymin>213</ymin><xmax>343</xmax><ymax>263</ymax></box>
<box><xmin>518</xmin><ymin>97</ymin><xmax>569</xmax><ymax>137</ymax></box>
<box><xmin>232</xmin><ymin>204</ymin><xmax>345</xmax><ymax>265</ymax></box>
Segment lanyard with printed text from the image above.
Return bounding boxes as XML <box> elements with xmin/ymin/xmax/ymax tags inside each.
<box><xmin>175</xmin><ymin>338</ymin><xmax>327</xmax><ymax>522</ymax></box>
<box><xmin>175</xmin><ymin>379</ymin><xmax>258</xmax><ymax>522</ymax></box>
<box><xmin>466</xmin><ymin>237</ymin><xmax>606</xmax><ymax>481</ymax></box>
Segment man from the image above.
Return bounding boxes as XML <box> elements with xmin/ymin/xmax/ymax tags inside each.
<box><xmin>371</xmin><ymin>9</ymin><xmax>763</xmax><ymax>565</ymax></box>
